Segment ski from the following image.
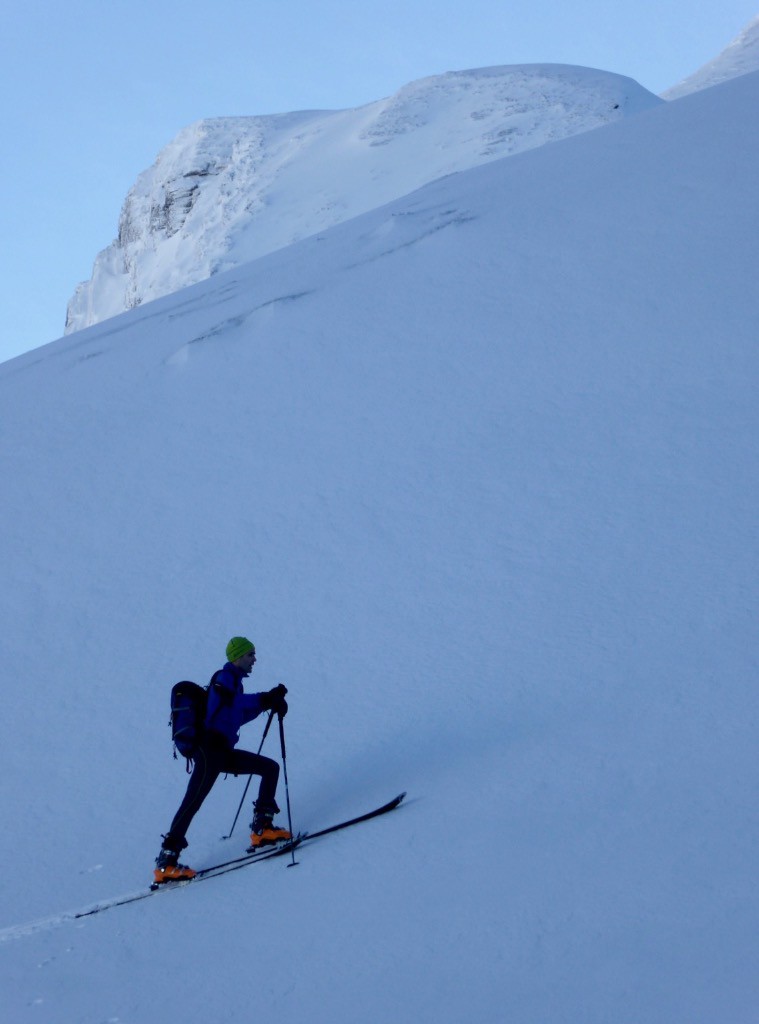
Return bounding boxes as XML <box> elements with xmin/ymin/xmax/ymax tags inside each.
<box><xmin>74</xmin><ymin>836</ymin><xmax>303</xmax><ymax>919</ymax></box>
<box><xmin>155</xmin><ymin>832</ymin><xmax>307</xmax><ymax>887</ymax></box>
<box><xmin>302</xmin><ymin>791</ymin><xmax>406</xmax><ymax>843</ymax></box>
<box><xmin>166</xmin><ymin>833</ymin><xmax>304</xmax><ymax>885</ymax></box>
<box><xmin>71</xmin><ymin>792</ymin><xmax>405</xmax><ymax>920</ymax></box>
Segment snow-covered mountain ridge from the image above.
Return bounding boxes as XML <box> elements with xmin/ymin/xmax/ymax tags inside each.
<box><xmin>65</xmin><ymin>64</ymin><xmax>660</xmax><ymax>333</ymax></box>
<box><xmin>663</xmin><ymin>14</ymin><xmax>759</xmax><ymax>98</ymax></box>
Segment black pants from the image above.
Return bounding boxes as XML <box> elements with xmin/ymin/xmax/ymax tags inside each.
<box><xmin>165</xmin><ymin>734</ymin><xmax>280</xmax><ymax>851</ymax></box>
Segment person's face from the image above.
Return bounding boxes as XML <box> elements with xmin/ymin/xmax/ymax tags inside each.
<box><xmin>236</xmin><ymin>649</ymin><xmax>257</xmax><ymax>676</ymax></box>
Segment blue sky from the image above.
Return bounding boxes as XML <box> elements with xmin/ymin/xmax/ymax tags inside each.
<box><xmin>1</xmin><ymin>0</ymin><xmax>756</xmax><ymax>363</ymax></box>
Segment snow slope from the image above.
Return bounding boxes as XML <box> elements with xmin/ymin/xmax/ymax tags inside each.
<box><xmin>1</xmin><ymin>71</ymin><xmax>758</xmax><ymax>1023</ymax></box>
<box><xmin>65</xmin><ymin>64</ymin><xmax>660</xmax><ymax>334</ymax></box>
<box><xmin>663</xmin><ymin>14</ymin><xmax>759</xmax><ymax>98</ymax></box>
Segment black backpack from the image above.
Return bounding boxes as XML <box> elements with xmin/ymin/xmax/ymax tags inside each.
<box><xmin>170</xmin><ymin>680</ymin><xmax>209</xmax><ymax>766</ymax></box>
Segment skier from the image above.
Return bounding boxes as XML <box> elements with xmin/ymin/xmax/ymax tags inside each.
<box><xmin>154</xmin><ymin>636</ymin><xmax>291</xmax><ymax>884</ymax></box>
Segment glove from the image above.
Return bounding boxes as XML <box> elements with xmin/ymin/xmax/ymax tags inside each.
<box><xmin>261</xmin><ymin>683</ymin><xmax>288</xmax><ymax>716</ymax></box>
<box><xmin>270</xmin><ymin>683</ymin><xmax>288</xmax><ymax>718</ymax></box>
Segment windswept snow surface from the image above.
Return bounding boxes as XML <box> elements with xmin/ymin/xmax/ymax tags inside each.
<box><xmin>663</xmin><ymin>14</ymin><xmax>759</xmax><ymax>98</ymax></box>
<box><xmin>65</xmin><ymin>64</ymin><xmax>660</xmax><ymax>334</ymax></box>
<box><xmin>1</xmin><ymin>72</ymin><xmax>759</xmax><ymax>1023</ymax></box>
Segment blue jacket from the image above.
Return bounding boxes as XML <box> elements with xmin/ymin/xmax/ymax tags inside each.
<box><xmin>204</xmin><ymin>662</ymin><xmax>266</xmax><ymax>748</ymax></box>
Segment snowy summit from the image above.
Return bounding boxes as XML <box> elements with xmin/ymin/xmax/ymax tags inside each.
<box><xmin>65</xmin><ymin>64</ymin><xmax>660</xmax><ymax>333</ymax></box>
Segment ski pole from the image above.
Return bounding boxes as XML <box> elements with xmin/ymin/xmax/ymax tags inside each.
<box><xmin>222</xmin><ymin>709</ymin><xmax>275</xmax><ymax>839</ymax></box>
<box><xmin>278</xmin><ymin>712</ymin><xmax>298</xmax><ymax>867</ymax></box>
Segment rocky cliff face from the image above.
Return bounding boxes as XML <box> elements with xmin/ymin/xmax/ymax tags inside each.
<box><xmin>66</xmin><ymin>64</ymin><xmax>661</xmax><ymax>333</ymax></box>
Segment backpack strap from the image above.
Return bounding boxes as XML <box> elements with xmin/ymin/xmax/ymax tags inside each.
<box><xmin>207</xmin><ymin>669</ymin><xmax>236</xmax><ymax>725</ymax></box>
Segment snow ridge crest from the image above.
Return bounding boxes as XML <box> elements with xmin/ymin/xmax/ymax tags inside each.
<box><xmin>65</xmin><ymin>64</ymin><xmax>660</xmax><ymax>334</ymax></box>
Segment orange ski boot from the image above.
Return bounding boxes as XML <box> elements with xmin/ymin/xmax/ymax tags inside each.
<box><xmin>249</xmin><ymin>807</ymin><xmax>292</xmax><ymax>849</ymax></box>
<box><xmin>153</xmin><ymin>847</ymin><xmax>196</xmax><ymax>885</ymax></box>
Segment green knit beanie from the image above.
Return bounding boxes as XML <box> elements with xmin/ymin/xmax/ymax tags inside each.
<box><xmin>226</xmin><ymin>636</ymin><xmax>256</xmax><ymax>662</ymax></box>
